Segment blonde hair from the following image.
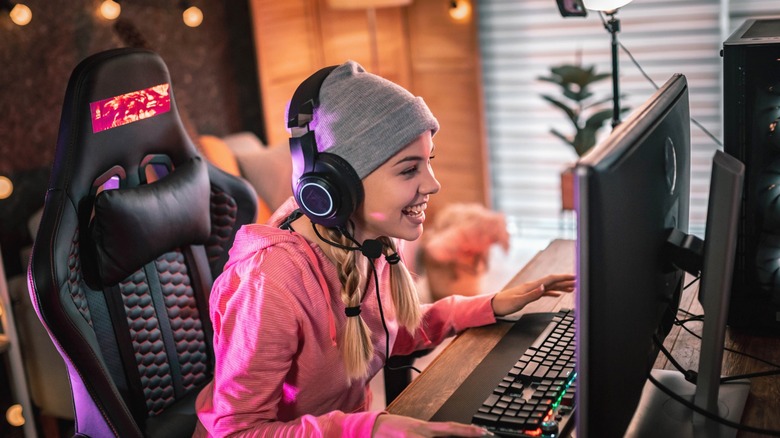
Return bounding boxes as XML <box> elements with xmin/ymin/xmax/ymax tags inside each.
<box><xmin>317</xmin><ymin>225</ymin><xmax>422</xmax><ymax>380</ymax></box>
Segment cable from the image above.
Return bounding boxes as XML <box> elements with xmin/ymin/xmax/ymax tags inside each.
<box><xmin>312</xmin><ymin>221</ymin><xmax>421</xmax><ymax>375</ymax></box>
<box><xmin>721</xmin><ymin>369</ymin><xmax>780</xmax><ymax>382</ymax></box>
<box><xmin>597</xmin><ymin>11</ymin><xmax>724</xmax><ymax>148</ymax></box>
<box><xmin>655</xmin><ymin>304</ymin><xmax>780</xmax><ymax>386</ymax></box>
<box><xmin>312</xmin><ymin>221</ymin><xmax>361</xmax><ymax>252</ymax></box>
<box><xmin>618</xmin><ymin>40</ymin><xmax>723</xmax><ymax>148</ymax></box>
<box><xmin>683</xmin><ymin>275</ymin><xmax>701</xmax><ymax>291</ymax></box>
<box><xmin>652</xmin><ymin>325</ymin><xmax>780</xmax><ymax>434</ymax></box>
<box><xmin>368</xmin><ymin>259</ymin><xmax>422</xmax><ymax>374</ymax></box>
<box><xmin>654</xmin><ymin>334</ymin><xmax>698</xmax><ymax>383</ymax></box>
<box><xmin>647</xmin><ymin>372</ymin><xmax>780</xmax><ymax>436</ymax></box>
<box><xmin>674</xmin><ymin>315</ymin><xmax>780</xmax><ymax>371</ymax></box>
<box><xmin>666</xmin><ymin>273</ymin><xmax>780</xmax><ymax>377</ymax></box>
<box><xmin>677</xmin><ymin>307</ymin><xmax>700</xmax><ymax>318</ymax></box>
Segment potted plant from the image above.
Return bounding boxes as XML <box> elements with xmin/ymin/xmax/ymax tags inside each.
<box><xmin>538</xmin><ymin>63</ymin><xmax>627</xmax><ymax>210</ymax></box>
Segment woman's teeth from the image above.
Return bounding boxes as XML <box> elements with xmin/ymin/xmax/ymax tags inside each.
<box><xmin>403</xmin><ymin>202</ymin><xmax>426</xmax><ymax>217</ymax></box>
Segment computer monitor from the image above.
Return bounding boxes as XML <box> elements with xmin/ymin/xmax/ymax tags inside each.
<box><xmin>576</xmin><ymin>74</ymin><xmax>750</xmax><ymax>437</ymax></box>
<box><xmin>624</xmin><ymin>150</ymin><xmax>749</xmax><ymax>438</ymax></box>
<box><xmin>575</xmin><ymin>74</ymin><xmax>691</xmax><ymax>437</ymax></box>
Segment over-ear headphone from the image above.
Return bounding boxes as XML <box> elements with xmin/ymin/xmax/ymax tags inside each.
<box><xmin>288</xmin><ymin>65</ymin><xmax>364</xmax><ymax>228</ymax></box>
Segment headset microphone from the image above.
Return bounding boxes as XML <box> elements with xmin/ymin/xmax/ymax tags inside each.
<box><xmin>359</xmin><ymin>239</ymin><xmax>383</xmax><ymax>259</ymax></box>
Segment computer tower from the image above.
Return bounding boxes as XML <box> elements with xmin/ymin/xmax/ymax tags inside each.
<box><xmin>723</xmin><ymin>17</ymin><xmax>780</xmax><ymax>333</ymax></box>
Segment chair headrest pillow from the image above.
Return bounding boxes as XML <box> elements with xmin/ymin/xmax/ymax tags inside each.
<box><xmin>90</xmin><ymin>156</ymin><xmax>211</xmax><ymax>286</ymax></box>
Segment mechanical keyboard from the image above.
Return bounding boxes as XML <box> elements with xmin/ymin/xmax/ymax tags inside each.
<box><xmin>471</xmin><ymin>308</ymin><xmax>576</xmax><ymax>437</ymax></box>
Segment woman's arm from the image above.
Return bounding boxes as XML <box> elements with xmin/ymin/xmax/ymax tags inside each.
<box><xmin>197</xmin><ymin>252</ymin><xmax>380</xmax><ymax>437</ymax></box>
<box><xmin>391</xmin><ymin>274</ymin><xmax>575</xmax><ymax>356</ymax></box>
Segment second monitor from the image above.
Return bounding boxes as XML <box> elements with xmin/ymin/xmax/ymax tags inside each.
<box><xmin>576</xmin><ymin>73</ymin><xmax>749</xmax><ymax>437</ymax></box>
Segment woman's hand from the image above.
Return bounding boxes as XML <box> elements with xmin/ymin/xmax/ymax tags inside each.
<box><xmin>373</xmin><ymin>414</ymin><xmax>493</xmax><ymax>437</ymax></box>
<box><xmin>491</xmin><ymin>274</ymin><xmax>576</xmax><ymax>317</ymax></box>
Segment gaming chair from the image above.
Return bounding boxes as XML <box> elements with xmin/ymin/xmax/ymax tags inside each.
<box><xmin>27</xmin><ymin>47</ymin><xmax>257</xmax><ymax>437</ymax></box>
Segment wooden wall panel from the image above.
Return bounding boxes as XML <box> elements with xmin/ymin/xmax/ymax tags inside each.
<box><xmin>317</xmin><ymin>6</ymin><xmax>411</xmax><ymax>88</ymax></box>
<box><xmin>249</xmin><ymin>0</ymin><xmax>489</xmax><ymax>214</ymax></box>
<box><xmin>415</xmin><ymin>69</ymin><xmax>486</xmax><ymax>210</ymax></box>
<box><xmin>250</xmin><ymin>0</ymin><xmax>322</xmax><ymax>146</ymax></box>
<box><xmin>406</xmin><ymin>0</ymin><xmax>489</xmax><ymax>214</ymax></box>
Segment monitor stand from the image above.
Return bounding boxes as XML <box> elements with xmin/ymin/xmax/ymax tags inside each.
<box><xmin>627</xmin><ymin>151</ymin><xmax>750</xmax><ymax>438</ymax></box>
<box><xmin>626</xmin><ymin>369</ymin><xmax>749</xmax><ymax>438</ymax></box>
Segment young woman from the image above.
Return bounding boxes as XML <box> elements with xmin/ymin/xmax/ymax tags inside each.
<box><xmin>194</xmin><ymin>60</ymin><xmax>575</xmax><ymax>437</ymax></box>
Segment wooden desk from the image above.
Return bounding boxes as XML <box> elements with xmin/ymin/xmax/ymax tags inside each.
<box><xmin>387</xmin><ymin>239</ymin><xmax>780</xmax><ymax>437</ymax></box>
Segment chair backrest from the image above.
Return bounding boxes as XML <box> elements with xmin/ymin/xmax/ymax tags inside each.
<box><xmin>27</xmin><ymin>48</ymin><xmax>257</xmax><ymax>438</ymax></box>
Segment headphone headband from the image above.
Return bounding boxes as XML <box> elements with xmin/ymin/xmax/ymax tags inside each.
<box><xmin>288</xmin><ymin>65</ymin><xmax>337</xmax><ymax>130</ymax></box>
<box><xmin>288</xmin><ymin>65</ymin><xmax>363</xmax><ymax>228</ymax></box>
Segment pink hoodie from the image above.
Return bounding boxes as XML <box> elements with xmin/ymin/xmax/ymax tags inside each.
<box><xmin>194</xmin><ymin>199</ymin><xmax>497</xmax><ymax>437</ymax></box>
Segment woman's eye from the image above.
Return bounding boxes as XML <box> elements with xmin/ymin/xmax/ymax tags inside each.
<box><xmin>401</xmin><ymin>165</ymin><xmax>419</xmax><ymax>175</ymax></box>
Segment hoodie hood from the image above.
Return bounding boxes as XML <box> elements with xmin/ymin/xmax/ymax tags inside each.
<box><xmin>221</xmin><ymin>196</ymin><xmax>340</xmax><ymax>345</ymax></box>
<box><xmin>222</xmin><ymin>197</ymin><xmax>304</xmax><ymax>271</ymax></box>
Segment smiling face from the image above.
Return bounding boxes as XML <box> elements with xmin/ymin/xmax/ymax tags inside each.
<box><xmin>352</xmin><ymin>131</ymin><xmax>441</xmax><ymax>242</ymax></box>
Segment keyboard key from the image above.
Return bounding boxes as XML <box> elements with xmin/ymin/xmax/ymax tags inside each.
<box><xmin>520</xmin><ymin>361</ymin><xmax>539</xmax><ymax>379</ymax></box>
<box><xmin>532</xmin><ymin>365</ymin><xmax>550</xmax><ymax>380</ymax></box>
<box><xmin>470</xmin><ymin>310</ymin><xmax>577</xmax><ymax>437</ymax></box>
<box><xmin>472</xmin><ymin>412</ymin><xmax>499</xmax><ymax>425</ymax></box>
<box><xmin>500</xmin><ymin>416</ymin><xmax>529</xmax><ymax>429</ymax></box>
<box><xmin>482</xmin><ymin>393</ymin><xmax>500</xmax><ymax>407</ymax></box>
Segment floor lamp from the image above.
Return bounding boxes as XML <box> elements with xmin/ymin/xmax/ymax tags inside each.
<box><xmin>327</xmin><ymin>0</ymin><xmax>412</xmax><ymax>75</ymax></box>
<box><xmin>582</xmin><ymin>0</ymin><xmax>633</xmax><ymax>127</ymax></box>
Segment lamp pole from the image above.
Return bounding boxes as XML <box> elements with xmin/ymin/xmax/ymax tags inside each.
<box><xmin>605</xmin><ymin>11</ymin><xmax>621</xmax><ymax>127</ymax></box>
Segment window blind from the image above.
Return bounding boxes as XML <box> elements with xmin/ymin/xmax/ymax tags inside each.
<box><xmin>478</xmin><ymin>0</ymin><xmax>778</xmax><ymax>238</ymax></box>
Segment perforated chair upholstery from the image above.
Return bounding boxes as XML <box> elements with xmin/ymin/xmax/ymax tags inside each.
<box><xmin>27</xmin><ymin>48</ymin><xmax>257</xmax><ymax>438</ymax></box>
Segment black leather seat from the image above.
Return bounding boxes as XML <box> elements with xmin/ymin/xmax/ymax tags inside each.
<box><xmin>27</xmin><ymin>47</ymin><xmax>257</xmax><ymax>438</ymax></box>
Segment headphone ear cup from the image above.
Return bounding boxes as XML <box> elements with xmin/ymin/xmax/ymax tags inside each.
<box><xmin>295</xmin><ymin>152</ymin><xmax>364</xmax><ymax>228</ymax></box>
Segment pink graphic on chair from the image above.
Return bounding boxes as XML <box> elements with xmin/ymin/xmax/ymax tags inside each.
<box><xmin>90</xmin><ymin>83</ymin><xmax>171</xmax><ymax>133</ymax></box>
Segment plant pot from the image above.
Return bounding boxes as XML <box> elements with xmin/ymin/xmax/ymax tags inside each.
<box><xmin>560</xmin><ymin>164</ymin><xmax>576</xmax><ymax>211</ymax></box>
<box><xmin>423</xmin><ymin>255</ymin><xmax>486</xmax><ymax>301</ymax></box>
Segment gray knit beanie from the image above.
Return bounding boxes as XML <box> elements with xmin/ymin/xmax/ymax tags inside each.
<box><xmin>309</xmin><ymin>60</ymin><xmax>439</xmax><ymax>179</ymax></box>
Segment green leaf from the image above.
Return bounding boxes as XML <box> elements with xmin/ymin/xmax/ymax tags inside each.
<box><xmin>573</xmin><ymin>127</ymin><xmax>599</xmax><ymax>156</ymax></box>
<box><xmin>550</xmin><ymin>129</ymin><xmax>575</xmax><ymax>148</ymax></box>
<box><xmin>538</xmin><ymin>62</ymin><xmax>624</xmax><ymax>157</ymax></box>
<box><xmin>537</xmin><ymin>76</ymin><xmax>562</xmax><ymax>85</ymax></box>
<box><xmin>584</xmin><ymin>109</ymin><xmax>614</xmax><ymax>130</ymax></box>
<box><xmin>541</xmin><ymin>95</ymin><xmax>577</xmax><ymax>123</ymax></box>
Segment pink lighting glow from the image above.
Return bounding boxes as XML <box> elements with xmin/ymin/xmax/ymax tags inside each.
<box><xmin>90</xmin><ymin>83</ymin><xmax>171</xmax><ymax>133</ymax></box>
<box><xmin>282</xmin><ymin>383</ymin><xmax>299</xmax><ymax>403</ymax></box>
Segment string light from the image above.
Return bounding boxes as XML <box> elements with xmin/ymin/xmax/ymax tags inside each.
<box><xmin>99</xmin><ymin>0</ymin><xmax>121</xmax><ymax>21</ymax></box>
<box><xmin>0</xmin><ymin>176</ymin><xmax>13</xmax><ymax>200</ymax></box>
<box><xmin>5</xmin><ymin>404</ymin><xmax>24</xmax><ymax>427</ymax></box>
<box><xmin>448</xmin><ymin>0</ymin><xmax>471</xmax><ymax>22</ymax></box>
<box><xmin>181</xmin><ymin>1</ymin><xmax>203</xmax><ymax>27</ymax></box>
<box><xmin>1</xmin><ymin>1</ymin><xmax>32</xmax><ymax>26</ymax></box>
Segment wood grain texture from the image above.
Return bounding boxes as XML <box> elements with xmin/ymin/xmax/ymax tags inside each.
<box><xmin>248</xmin><ymin>0</ymin><xmax>489</xmax><ymax>210</ymax></box>
<box><xmin>387</xmin><ymin>239</ymin><xmax>575</xmax><ymax>419</ymax></box>
<box><xmin>389</xmin><ymin>239</ymin><xmax>780</xmax><ymax>437</ymax></box>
